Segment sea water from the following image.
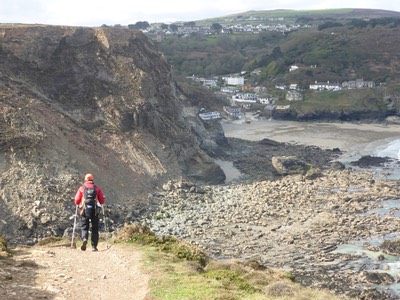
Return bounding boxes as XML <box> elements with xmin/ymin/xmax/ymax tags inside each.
<box><xmin>374</xmin><ymin>139</ymin><xmax>400</xmax><ymax>160</ymax></box>
<box><xmin>339</xmin><ymin>137</ymin><xmax>400</xmax><ymax>180</ymax></box>
<box><xmin>371</xmin><ymin>138</ymin><xmax>400</xmax><ymax>180</ymax></box>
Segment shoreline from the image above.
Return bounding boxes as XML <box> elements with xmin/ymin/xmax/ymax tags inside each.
<box><xmin>221</xmin><ymin>119</ymin><xmax>400</xmax><ymax>152</ymax></box>
<box><xmin>143</xmin><ymin>120</ymin><xmax>400</xmax><ymax>299</ymax></box>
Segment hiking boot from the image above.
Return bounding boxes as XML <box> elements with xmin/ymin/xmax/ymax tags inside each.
<box><xmin>92</xmin><ymin>246</ymin><xmax>98</xmax><ymax>252</ymax></box>
<box><xmin>81</xmin><ymin>240</ymin><xmax>87</xmax><ymax>251</ymax></box>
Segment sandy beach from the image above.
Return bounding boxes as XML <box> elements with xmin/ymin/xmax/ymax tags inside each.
<box><xmin>222</xmin><ymin>119</ymin><xmax>400</xmax><ymax>153</ymax></box>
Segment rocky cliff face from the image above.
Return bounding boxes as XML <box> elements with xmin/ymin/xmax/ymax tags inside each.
<box><xmin>0</xmin><ymin>25</ymin><xmax>225</xmax><ymax>244</ymax></box>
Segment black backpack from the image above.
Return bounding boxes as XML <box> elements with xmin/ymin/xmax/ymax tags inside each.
<box><xmin>84</xmin><ymin>184</ymin><xmax>97</xmax><ymax>201</ymax></box>
<box><xmin>82</xmin><ymin>184</ymin><xmax>98</xmax><ymax>217</ymax></box>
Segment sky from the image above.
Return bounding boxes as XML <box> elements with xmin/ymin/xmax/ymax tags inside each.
<box><xmin>1</xmin><ymin>0</ymin><xmax>399</xmax><ymax>27</ymax></box>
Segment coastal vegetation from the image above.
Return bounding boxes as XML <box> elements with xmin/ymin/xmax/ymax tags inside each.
<box><xmin>273</xmin><ymin>89</ymin><xmax>390</xmax><ymax>120</ymax></box>
<box><xmin>114</xmin><ymin>224</ymin><xmax>346</xmax><ymax>300</ymax></box>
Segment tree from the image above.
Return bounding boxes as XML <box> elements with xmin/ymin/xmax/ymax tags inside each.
<box><xmin>216</xmin><ymin>35</ymin><xmax>234</xmax><ymax>50</ymax></box>
<box><xmin>211</xmin><ymin>23</ymin><xmax>223</xmax><ymax>32</ymax></box>
<box><xmin>350</xmin><ymin>19</ymin><xmax>368</xmax><ymax>28</ymax></box>
<box><xmin>169</xmin><ymin>24</ymin><xmax>179</xmax><ymax>32</ymax></box>
<box><xmin>128</xmin><ymin>21</ymin><xmax>150</xmax><ymax>30</ymax></box>
<box><xmin>318</xmin><ymin>21</ymin><xmax>343</xmax><ymax>31</ymax></box>
<box><xmin>271</xmin><ymin>47</ymin><xmax>283</xmax><ymax>60</ymax></box>
<box><xmin>184</xmin><ymin>21</ymin><xmax>196</xmax><ymax>27</ymax></box>
<box><xmin>160</xmin><ymin>23</ymin><xmax>168</xmax><ymax>30</ymax></box>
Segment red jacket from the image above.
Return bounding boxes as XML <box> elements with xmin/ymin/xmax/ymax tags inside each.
<box><xmin>74</xmin><ymin>181</ymin><xmax>105</xmax><ymax>206</ymax></box>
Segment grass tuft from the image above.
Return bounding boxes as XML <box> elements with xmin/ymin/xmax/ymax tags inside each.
<box><xmin>0</xmin><ymin>234</ymin><xmax>12</xmax><ymax>257</ymax></box>
<box><xmin>115</xmin><ymin>223</ymin><xmax>208</xmax><ymax>267</ymax></box>
<box><xmin>204</xmin><ymin>269</ymin><xmax>258</xmax><ymax>293</ymax></box>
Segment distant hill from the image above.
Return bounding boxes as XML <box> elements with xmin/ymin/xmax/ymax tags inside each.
<box><xmin>155</xmin><ymin>9</ymin><xmax>400</xmax><ymax>91</ymax></box>
<box><xmin>196</xmin><ymin>8</ymin><xmax>400</xmax><ymax>25</ymax></box>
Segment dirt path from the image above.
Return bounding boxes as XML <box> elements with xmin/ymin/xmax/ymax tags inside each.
<box><xmin>0</xmin><ymin>243</ymin><xmax>150</xmax><ymax>300</ymax></box>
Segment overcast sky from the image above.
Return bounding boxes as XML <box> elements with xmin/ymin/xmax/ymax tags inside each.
<box><xmin>1</xmin><ymin>0</ymin><xmax>399</xmax><ymax>27</ymax></box>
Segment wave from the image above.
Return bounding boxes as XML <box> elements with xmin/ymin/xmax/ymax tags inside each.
<box><xmin>374</xmin><ymin>139</ymin><xmax>400</xmax><ymax>160</ymax></box>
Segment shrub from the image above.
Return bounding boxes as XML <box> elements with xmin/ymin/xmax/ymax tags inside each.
<box><xmin>114</xmin><ymin>222</ymin><xmax>154</xmax><ymax>243</ymax></box>
<box><xmin>115</xmin><ymin>223</ymin><xmax>208</xmax><ymax>266</ymax></box>
<box><xmin>0</xmin><ymin>235</ymin><xmax>7</xmax><ymax>252</ymax></box>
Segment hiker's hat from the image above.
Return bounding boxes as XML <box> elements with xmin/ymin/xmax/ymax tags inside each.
<box><xmin>85</xmin><ymin>173</ymin><xmax>94</xmax><ymax>181</ymax></box>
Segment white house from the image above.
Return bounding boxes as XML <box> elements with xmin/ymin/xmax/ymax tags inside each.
<box><xmin>258</xmin><ymin>97</ymin><xmax>272</xmax><ymax>104</ymax></box>
<box><xmin>232</xmin><ymin>93</ymin><xmax>257</xmax><ymax>101</ymax></box>
<box><xmin>342</xmin><ymin>79</ymin><xmax>375</xmax><ymax>89</ymax></box>
<box><xmin>223</xmin><ymin>106</ymin><xmax>241</xmax><ymax>119</ymax></box>
<box><xmin>220</xmin><ymin>86</ymin><xmax>236</xmax><ymax>93</ymax></box>
<box><xmin>199</xmin><ymin>111</ymin><xmax>221</xmax><ymax>121</ymax></box>
<box><xmin>275</xmin><ymin>84</ymin><xmax>287</xmax><ymax>90</ymax></box>
<box><xmin>201</xmin><ymin>79</ymin><xmax>218</xmax><ymax>88</ymax></box>
<box><xmin>309</xmin><ymin>81</ymin><xmax>341</xmax><ymax>91</ymax></box>
<box><xmin>286</xmin><ymin>90</ymin><xmax>303</xmax><ymax>101</ymax></box>
<box><xmin>223</xmin><ymin>76</ymin><xmax>245</xmax><ymax>86</ymax></box>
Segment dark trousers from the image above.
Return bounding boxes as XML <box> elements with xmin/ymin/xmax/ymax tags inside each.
<box><xmin>80</xmin><ymin>214</ymin><xmax>99</xmax><ymax>247</ymax></box>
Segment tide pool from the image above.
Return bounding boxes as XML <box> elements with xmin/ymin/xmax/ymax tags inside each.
<box><xmin>333</xmin><ymin>232</ymin><xmax>400</xmax><ymax>296</ymax></box>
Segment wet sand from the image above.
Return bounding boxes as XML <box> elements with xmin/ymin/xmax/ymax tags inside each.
<box><xmin>222</xmin><ymin>119</ymin><xmax>400</xmax><ymax>152</ymax></box>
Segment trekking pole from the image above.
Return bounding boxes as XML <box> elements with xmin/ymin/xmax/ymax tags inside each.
<box><xmin>102</xmin><ymin>205</ymin><xmax>111</xmax><ymax>250</ymax></box>
<box><xmin>71</xmin><ymin>205</ymin><xmax>78</xmax><ymax>248</ymax></box>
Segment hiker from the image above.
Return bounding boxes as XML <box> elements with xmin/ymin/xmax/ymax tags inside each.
<box><xmin>74</xmin><ymin>173</ymin><xmax>105</xmax><ymax>251</ymax></box>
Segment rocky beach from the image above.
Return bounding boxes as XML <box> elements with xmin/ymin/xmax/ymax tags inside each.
<box><xmin>141</xmin><ymin>120</ymin><xmax>400</xmax><ymax>299</ymax></box>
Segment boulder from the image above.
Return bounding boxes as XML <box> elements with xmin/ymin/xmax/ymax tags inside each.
<box><xmin>350</xmin><ymin>155</ymin><xmax>391</xmax><ymax>168</ymax></box>
<box><xmin>271</xmin><ymin>156</ymin><xmax>311</xmax><ymax>175</ymax></box>
<box><xmin>330</xmin><ymin>161</ymin><xmax>346</xmax><ymax>170</ymax></box>
<box><xmin>359</xmin><ymin>271</ymin><xmax>395</xmax><ymax>285</ymax></box>
<box><xmin>380</xmin><ymin>239</ymin><xmax>400</xmax><ymax>256</ymax></box>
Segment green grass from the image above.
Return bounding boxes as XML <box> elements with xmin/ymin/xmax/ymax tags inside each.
<box><xmin>150</xmin><ymin>271</ymin><xmax>224</xmax><ymax>300</ymax></box>
<box><xmin>275</xmin><ymin>89</ymin><xmax>387</xmax><ymax>115</ymax></box>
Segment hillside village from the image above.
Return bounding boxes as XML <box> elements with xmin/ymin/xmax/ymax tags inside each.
<box><xmin>191</xmin><ymin>71</ymin><xmax>377</xmax><ymax>121</ymax></box>
<box><xmin>112</xmin><ymin>15</ymin><xmax>308</xmax><ymax>39</ymax></box>
<box><xmin>107</xmin><ymin>11</ymin><xmax>400</xmax><ymax>124</ymax></box>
